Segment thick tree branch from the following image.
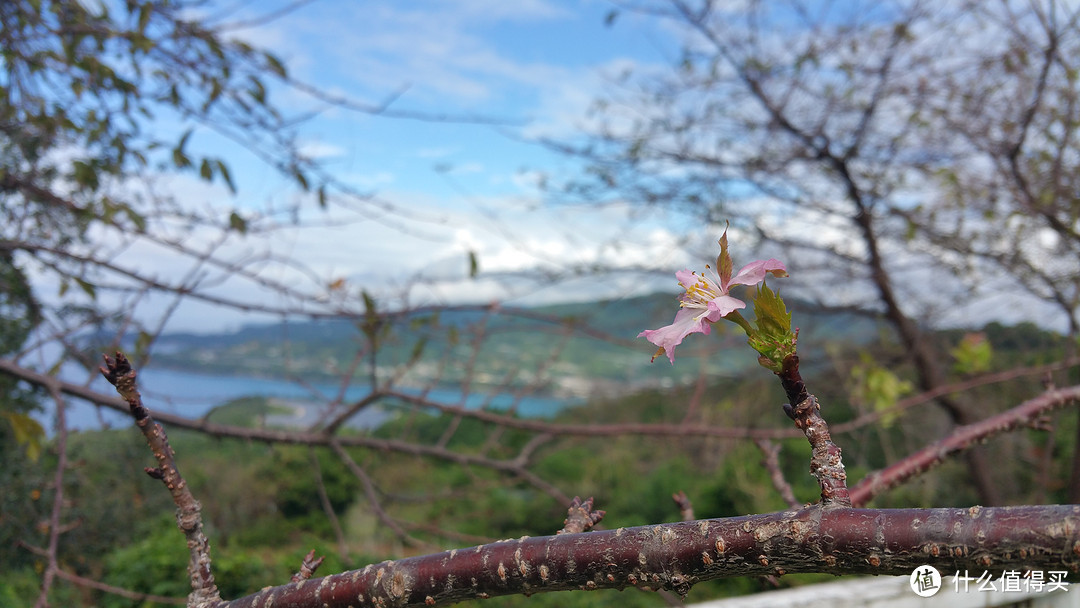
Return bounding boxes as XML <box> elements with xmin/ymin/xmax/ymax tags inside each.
<box><xmin>222</xmin><ymin>504</ymin><xmax>1080</xmax><ymax>608</ymax></box>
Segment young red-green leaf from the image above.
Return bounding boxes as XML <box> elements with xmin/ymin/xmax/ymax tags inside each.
<box><xmin>717</xmin><ymin>228</ymin><xmax>733</xmax><ymax>287</ymax></box>
<box><xmin>747</xmin><ymin>282</ymin><xmax>796</xmax><ymax>372</ymax></box>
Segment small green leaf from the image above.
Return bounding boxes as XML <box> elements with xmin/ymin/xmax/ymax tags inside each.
<box><xmin>317</xmin><ymin>184</ymin><xmax>327</xmax><ymax>208</ymax></box>
<box><xmin>2</xmin><ymin>412</ymin><xmax>45</xmax><ymax>462</ymax></box>
<box><xmin>72</xmin><ymin>160</ymin><xmax>99</xmax><ymax>190</ymax></box>
<box><xmin>215</xmin><ymin>160</ymin><xmax>235</xmax><ymax>193</ymax></box>
<box><xmin>849</xmin><ymin>356</ymin><xmax>913</xmax><ymax>428</ymax></box>
<box><xmin>228</xmin><ymin>211</ymin><xmax>247</xmax><ymax>234</ymax></box>
<box><xmin>408</xmin><ymin>337</ymin><xmax>428</xmax><ymax>365</ymax></box>
<box><xmin>361</xmin><ymin>290</ymin><xmax>376</xmax><ymax>317</ymax></box>
<box><xmin>199</xmin><ymin>158</ymin><xmax>213</xmax><ymax>180</ymax></box>
<box><xmin>124</xmin><ymin>205</ymin><xmax>147</xmax><ymax>232</ymax></box>
<box><xmin>75</xmin><ymin>277</ymin><xmax>97</xmax><ymax>299</ymax></box>
<box><xmin>137</xmin><ymin>2</ymin><xmax>151</xmax><ymax>33</ymax></box>
<box><xmin>264</xmin><ymin>52</ymin><xmax>287</xmax><ymax>78</ymax></box>
<box><xmin>247</xmin><ymin>76</ymin><xmax>266</xmax><ymax>105</ymax></box>
<box><xmin>293</xmin><ymin>167</ymin><xmax>309</xmax><ymax>191</ymax></box>
<box><xmin>950</xmin><ymin>333</ymin><xmax>993</xmax><ymax>376</ymax></box>
<box><xmin>172</xmin><ymin>148</ymin><xmax>190</xmax><ymax>169</ymax></box>
<box><xmin>468</xmin><ymin>250</ymin><xmax>479</xmax><ymax>278</ymax></box>
<box><xmin>176</xmin><ymin>128</ymin><xmax>193</xmax><ymax>152</ymax></box>
<box><xmin>359</xmin><ymin>290</ymin><xmax>383</xmax><ymax>345</ymax></box>
<box><xmin>746</xmin><ymin>282</ymin><xmax>796</xmax><ymax>372</ymax></box>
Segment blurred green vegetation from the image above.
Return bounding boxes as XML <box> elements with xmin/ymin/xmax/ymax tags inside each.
<box><xmin>2</xmin><ymin>319</ymin><xmax>1076</xmax><ymax>606</ymax></box>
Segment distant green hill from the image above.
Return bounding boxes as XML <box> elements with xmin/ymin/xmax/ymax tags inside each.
<box><xmin>146</xmin><ymin>293</ymin><xmax>887</xmax><ymax>397</ymax></box>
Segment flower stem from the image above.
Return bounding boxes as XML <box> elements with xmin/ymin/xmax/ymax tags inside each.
<box><xmin>776</xmin><ymin>354</ymin><xmax>850</xmax><ymax>506</ymax></box>
<box><xmin>724</xmin><ymin>310</ymin><xmax>755</xmax><ymax>337</ymax></box>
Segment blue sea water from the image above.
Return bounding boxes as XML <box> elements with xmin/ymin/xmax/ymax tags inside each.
<box><xmin>49</xmin><ymin>366</ymin><xmax>574</xmax><ymax>432</ymax></box>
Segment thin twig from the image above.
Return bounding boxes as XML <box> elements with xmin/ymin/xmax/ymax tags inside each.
<box><xmin>52</xmin><ymin>568</ymin><xmax>186</xmax><ymax>605</ymax></box>
<box><xmin>753</xmin><ymin>439</ymin><xmax>800</xmax><ymax>509</ymax></box>
<box><xmin>33</xmin><ymin>385</ymin><xmax>70</xmax><ymax>608</ymax></box>
<box><xmin>850</xmin><ymin>384</ymin><xmax>1080</xmax><ymax>506</ymax></box>
<box><xmin>310</xmin><ymin>448</ymin><xmax>350</xmax><ymax>565</ymax></box>
<box><xmin>328</xmin><ymin>440</ymin><xmax>428</xmax><ymax>549</ymax></box>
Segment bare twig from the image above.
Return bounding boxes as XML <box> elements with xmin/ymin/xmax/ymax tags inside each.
<box><xmin>329</xmin><ymin>440</ymin><xmax>428</xmax><ymax>549</ymax></box>
<box><xmin>52</xmin><ymin>568</ymin><xmax>186</xmax><ymax>605</ymax></box>
<box><xmin>850</xmin><ymin>384</ymin><xmax>1080</xmax><ymax>506</ymax></box>
<box><xmin>33</xmin><ymin>385</ymin><xmax>70</xmax><ymax>608</ymax></box>
<box><xmin>310</xmin><ymin>448</ymin><xmax>350</xmax><ymax>564</ymax></box>
<box><xmin>753</xmin><ymin>439</ymin><xmax>800</xmax><ymax>509</ymax></box>
<box><xmin>100</xmin><ymin>352</ymin><xmax>222</xmax><ymax>607</ymax></box>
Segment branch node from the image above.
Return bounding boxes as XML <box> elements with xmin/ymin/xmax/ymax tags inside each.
<box><xmin>558</xmin><ymin>496</ymin><xmax>605</xmax><ymax>534</ymax></box>
<box><xmin>291</xmin><ymin>549</ymin><xmax>326</xmax><ymax>582</ymax></box>
<box><xmin>672</xmin><ymin>491</ymin><xmax>695</xmax><ymax>521</ymax></box>
<box><xmin>100</xmin><ymin>352</ymin><xmax>148</xmax><ymax>420</ymax></box>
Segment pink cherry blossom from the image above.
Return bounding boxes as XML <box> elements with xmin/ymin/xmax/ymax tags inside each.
<box><xmin>639</xmin><ymin>241</ymin><xmax>786</xmax><ymax>364</ymax></box>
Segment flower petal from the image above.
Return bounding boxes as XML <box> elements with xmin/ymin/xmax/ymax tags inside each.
<box><xmin>638</xmin><ymin>308</ymin><xmax>711</xmax><ymax>364</ymax></box>
<box><xmin>706</xmin><ymin>294</ymin><xmax>747</xmax><ymax>319</ymax></box>
<box><xmin>674</xmin><ymin>269</ymin><xmax>698</xmax><ymax>288</ymax></box>
<box><xmin>727</xmin><ymin>259</ymin><xmax>788</xmax><ymax>288</ymax></box>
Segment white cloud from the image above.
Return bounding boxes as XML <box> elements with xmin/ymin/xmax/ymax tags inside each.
<box><xmin>298</xmin><ymin>140</ymin><xmax>349</xmax><ymax>160</ymax></box>
<box><xmin>340</xmin><ymin>171</ymin><xmax>396</xmax><ymax>189</ymax></box>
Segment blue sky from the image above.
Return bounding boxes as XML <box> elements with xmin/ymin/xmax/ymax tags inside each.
<box><xmin>147</xmin><ymin>0</ymin><xmax>710</xmax><ymax>331</ymax></box>
<box><xmin>233</xmin><ymin>0</ymin><xmax>672</xmax><ymax>199</ymax></box>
